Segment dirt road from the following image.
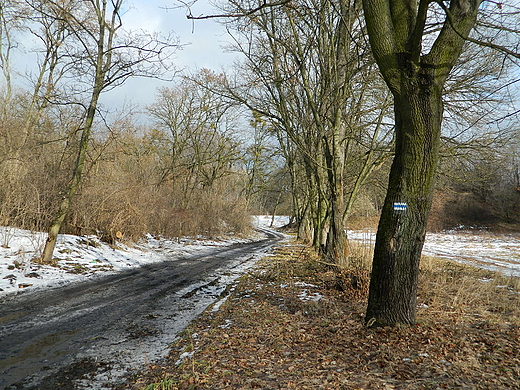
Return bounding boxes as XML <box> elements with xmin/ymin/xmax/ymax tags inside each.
<box><xmin>0</xmin><ymin>229</ymin><xmax>284</xmax><ymax>389</ymax></box>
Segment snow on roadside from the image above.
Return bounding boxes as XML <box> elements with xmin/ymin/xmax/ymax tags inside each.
<box><xmin>252</xmin><ymin>215</ymin><xmax>290</xmax><ymax>229</ymax></box>
<box><xmin>0</xmin><ymin>215</ymin><xmax>289</xmax><ymax>297</ymax></box>
<box><xmin>347</xmin><ymin>228</ymin><xmax>520</xmax><ymax>277</ymax></box>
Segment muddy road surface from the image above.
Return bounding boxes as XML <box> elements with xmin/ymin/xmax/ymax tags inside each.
<box><xmin>0</xmin><ymin>229</ymin><xmax>284</xmax><ymax>389</ymax></box>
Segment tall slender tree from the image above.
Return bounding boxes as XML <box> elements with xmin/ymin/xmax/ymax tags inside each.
<box><xmin>41</xmin><ymin>0</ymin><xmax>177</xmax><ymax>263</ymax></box>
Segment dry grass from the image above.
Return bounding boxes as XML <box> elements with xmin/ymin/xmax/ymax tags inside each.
<box><xmin>419</xmin><ymin>256</ymin><xmax>520</xmax><ymax>326</ymax></box>
<box><xmin>122</xmin><ymin>239</ymin><xmax>520</xmax><ymax>390</ymax></box>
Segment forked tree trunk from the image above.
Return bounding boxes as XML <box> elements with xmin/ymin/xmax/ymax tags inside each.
<box><xmin>362</xmin><ymin>0</ymin><xmax>481</xmax><ymax>326</ymax></box>
<box><xmin>365</xmin><ymin>83</ymin><xmax>443</xmax><ymax>326</ymax></box>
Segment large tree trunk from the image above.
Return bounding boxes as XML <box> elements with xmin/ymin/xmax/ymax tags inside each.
<box><xmin>365</xmin><ymin>83</ymin><xmax>443</xmax><ymax>326</ymax></box>
<box><xmin>362</xmin><ymin>0</ymin><xmax>481</xmax><ymax>327</ymax></box>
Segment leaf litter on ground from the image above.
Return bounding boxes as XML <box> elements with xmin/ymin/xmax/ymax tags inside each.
<box><xmin>122</xmin><ymin>238</ymin><xmax>520</xmax><ymax>390</ymax></box>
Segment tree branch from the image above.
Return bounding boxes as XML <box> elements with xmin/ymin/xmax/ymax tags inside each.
<box><xmin>436</xmin><ymin>0</ymin><xmax>520</xmax><ymax>60</ymax></box>
<box><xmin>362</xmin><ymin>0</ymin><xmax>401</xmax><ymax>94</ymax></box>
<box><xmin>186</xmin><ymin>0</ymin><xmax>292</xmax><ymax>20</ymax></box>
<box><xmin>426</xmin><ymin>0</ymin><xmax>481</xmax><ymax>84</ymax></box>
<box><xmin>408</xmin><ymin>0</ymin><xmax>431</xmax><ymax>64</ymax></box>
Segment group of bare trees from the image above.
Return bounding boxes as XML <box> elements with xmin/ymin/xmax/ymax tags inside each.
<box><xmin>188</xmin><ymin>0</ymin><xmax>520</xmax><ymax>325</ymax></box>
<box><xmin>0</xmin><ymin>72</ymin><xmax>252</xmax><ymax>238</ymax></box>
<box><xmin>1</xmin><ymin>0</ymin><xmax>519</xmax><ymax>326</ymax></box>
<box><xmin>0</xmin><ymin>1</ymin><xmax>251</xmax><ymax>258</ymax></box>
<box><xmin>206</xmin><ymin>0</ymin><xmax>395</xmax><ymax>267</ymax></box>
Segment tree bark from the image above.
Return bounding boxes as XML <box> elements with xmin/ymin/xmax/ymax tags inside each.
<box><xmin>366</xmin><ymin>81</ymin><xmax>443</xmax><ymax>326</ymax></box>
<box><xmin>41</xmin><ymin>89</ymin><xmax>100</xmax><ymax>263</ymax></box>
<box><xmin>324</xmin><ymin>129</ymin><xmax>348</xmax><ymax>267</ymax></box>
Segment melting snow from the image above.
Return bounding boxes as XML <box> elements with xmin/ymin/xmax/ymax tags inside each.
<box><xmin>175</xmin><ymin>351</ymin><xmax>195</xmax><ymax>366</ymax></box>
<box><xmin>297</xmin><ymin>290</ymin><xmax>324</xmax><ymax>302</ymax></box>
<box><xmin>0</xmin><ymin>215</ymin><xmax>289</xmax><ymax>296</ymax></box>
<box><xmin>347</xmin><ymin>229</ymin><xmax>520</xmax><ymax>277</ymax></box>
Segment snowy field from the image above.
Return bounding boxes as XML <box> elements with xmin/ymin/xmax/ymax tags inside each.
<box><xmin>348</xmin><ymin>229</ymin><xmax>520</xmax><ymax>277</ymax></box>
<box><xmin>0</xmin><ymin>215</ymin><xmax>289</xmax><ymax>296</ymax></box>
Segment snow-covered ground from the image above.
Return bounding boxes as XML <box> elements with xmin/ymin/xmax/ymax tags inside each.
<box><xmin>348</xmin><ymin>228</ymin><xmax>520</xmax><ymax>277</ymax></box>
<box><xmin>7</xmin><ymin>214</ymin><xmax>515</xmax><ymax>298</ymax></box>
<box><xmin>0</xmin><ymin>215</ymin><xmax>290</xmax><ymax>296</ymax></box>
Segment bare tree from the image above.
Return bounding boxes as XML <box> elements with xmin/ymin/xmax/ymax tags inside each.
<box><xmin>0</xmin><ymin>0</ymin><xmax>22</xmax><ymax>121</ymax></box>
<box><xmin>41</xmin><ymin>0</ymin><xmax>178</xmax><ymax>263</ymax></box>
<box><xmin>147</xmin><ymin>71</ymin><xmax>244</xmax><ymax>208</ymax></box>
<box><xmin>212</xmin><ymin>0</ymin><xmax>394</xmax><ymax>265</ymax></box>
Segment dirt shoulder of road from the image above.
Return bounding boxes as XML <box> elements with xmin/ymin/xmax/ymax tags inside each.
<box><xmin>122</xmin><ymin>236</ymin><xmax>520</xmax><ymax>390</ymax></box>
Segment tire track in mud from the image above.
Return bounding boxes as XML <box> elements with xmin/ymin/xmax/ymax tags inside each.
<box><xmin>0</xmin><ymin>229</ymin><xmax>284</xmax><ymax>390</ymax></box>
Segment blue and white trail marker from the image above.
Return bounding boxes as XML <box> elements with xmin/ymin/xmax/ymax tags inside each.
<box><xmin>393</xmin><ymin>202</ymin><xmax>407</xmax><ymax>211</ymax></box>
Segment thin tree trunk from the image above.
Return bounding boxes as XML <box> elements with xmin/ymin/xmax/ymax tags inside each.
<box><xmin>325</xmin><ymin>193</ymin><xmax>348</xmax><ymax>266</ymax></box>
<box><xmin>324</xmin><ymin>130</ymin><xmax>348</xmax><ymax>266</ymax></box>
<box><xmin>40</xmin><ymin>93</ymin><xmax>100</xmax><ymax>263</ymax></box>
<box><xmin>270</xmin><ymin>190</ymin><xmax>283</xmax><ymax>228</ymax></box>
<box><xmin>298</xmin><ymin>205</ymin><xmax>314</xmax><ymax>243</ymax></box>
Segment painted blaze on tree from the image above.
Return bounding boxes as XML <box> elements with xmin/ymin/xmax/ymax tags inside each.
<box><xmin>362</xmin><ymin>0</ymin><xmax>482</xmax><ymax>326</ymax></box>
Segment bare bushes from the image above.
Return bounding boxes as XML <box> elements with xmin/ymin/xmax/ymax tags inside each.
<box><xmin>1</xmin><ymin>142</ymin><xmax>251</xmax><ymax>244</ymax></box>
<box><xmin>0</xmin><ymin>74</ymin><xmax>255</xmax><ymax>247</ymax></box>
<box><xmin>190</xmin><ymin>183</ymin><xmax>252</xmax><ymax>237</ymax></box>
<box><xmin>0</xmin><ymin>101</ymin><xmax>252</xmax><ymax>243</ymax></box>
<box><xmin>0</xmin><ymin>103</ymin><xmax>76</xmax><ymax>233</ymax></box>
<box><xmin>67</xmin><ymin>132</ymin><xmax>252</xmax><ymax>242</ymax></box>
<box><xmin>71</xmin><ymin>184</ymin><xmax>148</xmax><ymax>242</ymax></box>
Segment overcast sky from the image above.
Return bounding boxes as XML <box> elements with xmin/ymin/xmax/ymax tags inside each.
<box><xmin>4</xmin><ymin>1</ymin><xmax>235</xmax><ymax>115</ymax></box>
<box><xmin>101</xmin><ymin>0</ymin><xmax>237</xmax><ymax>111</ymax></box>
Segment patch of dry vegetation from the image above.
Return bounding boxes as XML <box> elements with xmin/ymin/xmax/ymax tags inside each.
<box><xmin>122</xmin><ymin>239</ymin><xmax>520</xmax><ymax>390</ymax></box>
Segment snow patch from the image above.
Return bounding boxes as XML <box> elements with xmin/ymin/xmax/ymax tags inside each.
<box><xmin>297</xmin><ymin>290</ymin><xmax>324</xmax><ymax>302</ymax></box>
<box><xmin>0</xmin><ymin>216</ymin><xmax>288</xmax><ymax>297</ymax></box>
<box><xmin>252</xmin><ymin>215</ymin><xmax>290</xmax><ymax>229</ymax></box>
<box><xmin>175</xmin><ymin>351</ymin><xmax>195</xmax><ymax>366</ymax></box>
<box><xmin>348</xmin><ymin>229</ymin><xmax>520</xmax><ymax>277</ymax></box>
